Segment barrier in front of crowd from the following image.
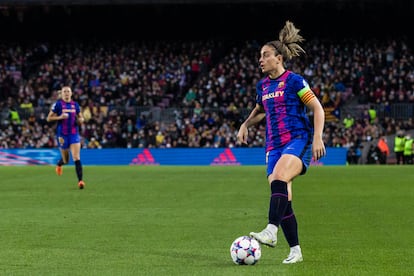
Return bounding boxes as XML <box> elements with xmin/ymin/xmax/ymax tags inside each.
<box><xmin>0</xmin><ymin>147</ymin><xmax>346</xmax><ymax>166</ymax></box>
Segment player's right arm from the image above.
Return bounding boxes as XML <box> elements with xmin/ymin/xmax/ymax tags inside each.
<box><xmin>46</xmin><ymin>111</ymin><xmax>68</xmax><ymax>122</ymax></box>
<box><xmin>46</xmin><ymin>102</ymin><xmax>68</xmax><ymax>122</ymax></box>
<box><xmin>237</xmin><ymin>103</ymin><xmax>265</xmax><ymax>145</ymax></box>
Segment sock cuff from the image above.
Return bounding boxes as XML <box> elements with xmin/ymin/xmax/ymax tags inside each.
<box><xmin>270</xmin><ymin>180</ymin><xmax>288</xmax><ymax>196</ymax></box>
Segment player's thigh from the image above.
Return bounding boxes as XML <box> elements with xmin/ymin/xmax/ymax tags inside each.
<box><xmin>270</xmin><ymin>154</ymin><xmax>302</xmax><ymax>182</ymax></box>
<box><xmin>70</xmin><ymin>143</ymin><xmax>81</xmax><ymax>161</ymax></box>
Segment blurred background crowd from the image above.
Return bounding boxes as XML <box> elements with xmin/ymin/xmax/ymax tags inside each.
<box><xmin>0</xmin><ymin>1</ymin><xmax>413</xmax><ymax>164</ymax></box>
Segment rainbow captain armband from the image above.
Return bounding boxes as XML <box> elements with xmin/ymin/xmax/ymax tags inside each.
<box><xmin>298</xmin><ymin>88</ymin><xmax>316</xmax><ymax>104</ymax></box>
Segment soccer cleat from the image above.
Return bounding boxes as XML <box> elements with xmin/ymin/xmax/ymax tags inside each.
<box><xmin>78</xmin><ymin>180</ymin><xmax>85</xmax><ymax>189</ymax></box>
<box><xmin>249</xmin><ymin>229</ymin><xmax>277</xmax><ymax>247</ymax></box>
<box><xmin>282</xmin><ymin>248</ymin><xmax>303</xmax><ymax>264</ymax></box>
<box><xmin>55</xmin><ymin>166</ymin><xmax>63</xmax><ymax>176</ymax></box>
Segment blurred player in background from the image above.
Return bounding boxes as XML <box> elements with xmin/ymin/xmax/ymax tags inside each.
<box><xmin>237</xmin><ymin>21</ymin><xmax>326</xmax><ymax>264</ymax></box>
<box><xmin>47</xmin><ymin>86</ymin><xmax>86</xmax><ymax>189</ymax></box>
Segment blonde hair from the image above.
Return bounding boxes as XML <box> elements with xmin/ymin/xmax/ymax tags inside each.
<box><xmin>266</xmin><ymin>20</ymin><xmax>306</xmax><ymax>60</ymax></box>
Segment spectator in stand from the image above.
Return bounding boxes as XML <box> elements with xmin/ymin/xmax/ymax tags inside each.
<box><xmin>343</xmin><ymin>113</ymin><xmax>354</xmax><ymax>129</ymax></box>
<box><xmin>19</xmin><ymin>98</ymin><xmax>34</xmax><ymax>118</ymax></box>
<box><xmin>87</xmin><ymin>137</ymin><xmax>102</xmax><ymax>149</ymax></box>
<box><xmin>9</xmin><ymin>107</ymin><xmax>21</xmax><ymax>125</ymax></box>
<box><xmin>368</xmin><ymin>105</ymin><xmax>377</xmax><ymax>124</ymax></box>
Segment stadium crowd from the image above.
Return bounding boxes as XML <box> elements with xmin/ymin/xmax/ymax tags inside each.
<box><xmin>1</xmin><ymin>36</ymin><xmax>413</xmax><ymax>163</ymax></box>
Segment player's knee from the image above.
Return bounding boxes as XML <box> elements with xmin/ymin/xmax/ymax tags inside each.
<box><xmin>268</xmin><ymin>171</ymin><xmax>291</xmax><ymax>183</ymax></box>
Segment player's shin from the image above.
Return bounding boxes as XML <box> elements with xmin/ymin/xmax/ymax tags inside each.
<box><xmin>268</xmin><ymin>180</ymin><xmax>289</xmax><ymax>226</ymax></box>
<box><xmin>75</xmin><ymin>160</ymin><xmax>83</xmax><ymax>181</ymax></box>
<box><xmin>281</xmin><ymin>201</ymin><xmax>299</xmax><ymax>247</ymax></box>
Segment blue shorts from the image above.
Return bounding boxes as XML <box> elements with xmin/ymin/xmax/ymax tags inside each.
<box><xmin>266</xmin><ymin>138</ymin><xmax>312</xmax><ymax>177</ymax></box>
<box><xmin>57</xmin><ymin>134</ymin><xmax>81</xmax><ymax>150</ymax></box>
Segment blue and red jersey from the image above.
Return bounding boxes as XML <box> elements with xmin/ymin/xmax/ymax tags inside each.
<box><xmin>256</xmin><ymin>70</ymin><xmax>315</xmax><ymax>152</ymax></box>
<box><xmin>51</xmin><ymin>99</ymin><xmax>81</xmax><ymax>136</ymax></box>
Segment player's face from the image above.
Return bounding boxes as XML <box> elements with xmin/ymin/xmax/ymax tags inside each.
<box><xmin>61</xmin><ymin>87</ymin><xmax>72</xmax><ymax>102</ymax></box>
<box><xmin>259</xmin><ymin>45</ymin><xmax>282</xmax><ymax>75</ymax></box>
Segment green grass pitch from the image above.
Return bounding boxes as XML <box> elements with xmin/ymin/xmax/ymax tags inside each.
<box><xmin>0</xmin><ymin>165</ymin><xmax>413</xmax><ymax>275</ymax></box>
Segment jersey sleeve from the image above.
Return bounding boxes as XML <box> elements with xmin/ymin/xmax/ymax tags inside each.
<box><xmin>255</xmin><ymin>81</ymin><xmax>264</xmax><ymax>106</ymax></box>
<box><xmin>51</xmin><ymin>101</ymin><xmax>61</xmax><ymax>114</ymax></box>
<box><xmin>295</xmin><ymin>76</ymin><xmax>316</xmax><ymax>104</ymax></box>
<box><xmin>75</xmin><ymin>102</ymin><xmax>81</xmax><ymax>114</ymax></box>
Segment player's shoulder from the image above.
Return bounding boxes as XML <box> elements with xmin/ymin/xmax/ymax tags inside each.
<box><xmin>287</xmin><ymin>71</ymin><xmax>309</xmax><ymax>89</ymax></box>
<box><xmin>73</xmin><ymin>100</ymin><xmax>81</xmax><ymax>109</ymax></box>
<box><xmin>286</xmin><ymin>71</ymin><xmax>303</xmax><ymax>81</ymax></box>
<box><xmin>51</xmin><ymin>100</ymin><xmax>62</xmax><ymax>110</ymax></box>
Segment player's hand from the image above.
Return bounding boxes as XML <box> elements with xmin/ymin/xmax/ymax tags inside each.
<box><xmin>237</xmin><ymin>124</ymin><xmax>248</xmax><ymax>145</ymax></box>
<box><xmin>61</xmin><ymin>113</ymin><xmax>69</xmax><ymax>119</ymax></box>
<box><xmin>312</xmin><ymin>138</ymin><xmax>326</xmax><ymax>161</ymax></box>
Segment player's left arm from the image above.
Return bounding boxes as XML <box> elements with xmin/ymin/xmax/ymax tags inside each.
<box><xmin>298</xmin><ymin>87</ymin><xmax>326</xmax><ymax>161</ymax></box>
<box><xmin>77</xmin><ymin>111</ymin><xmax>85</xmax><ymax>125</ymax></box>
<box><xmin>75</xmin><ymin>103</ymin><xmax>85</xmax><ymax>125</ymax></box>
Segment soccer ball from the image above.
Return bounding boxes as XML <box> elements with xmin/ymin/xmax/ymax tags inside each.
<box><xmin>230</xmin><ymin>236</ymin><xmax>261</xmax><ymax>265</ymax></box>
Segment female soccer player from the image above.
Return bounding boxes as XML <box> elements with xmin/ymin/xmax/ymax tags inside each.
<box><xmin>237</xmin><ymin>21</ymin><xmax>326</xmax><ymax>264</ymax></box>
<box><xmin>47</xmin><ymin>86</ymin><xmax>86</xmax><ymax>189</ymax></box>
